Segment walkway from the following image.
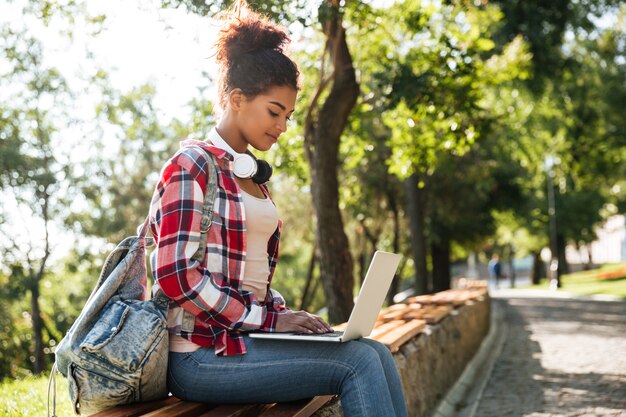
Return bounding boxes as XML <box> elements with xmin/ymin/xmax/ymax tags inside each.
<box><xmin>475</xmin><ymin>289</ymin><xmax>626</xmax><ymax>416</ymax></box>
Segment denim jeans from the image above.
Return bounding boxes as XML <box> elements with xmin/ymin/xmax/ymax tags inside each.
<box><xmin>168</xmin><ymin>336</ymin><xmax>409</xmax><ymax>417</ymax></box>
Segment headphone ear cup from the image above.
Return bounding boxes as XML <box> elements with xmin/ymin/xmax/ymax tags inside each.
<box><xmin>252</xmin><ymin>159</ymin><xmax>273</xmax><ymax>184</ymax></box>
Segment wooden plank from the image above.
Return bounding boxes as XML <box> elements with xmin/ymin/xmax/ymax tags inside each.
<box><xmin>199</xmin><ymin>403</ymin><xmax>272</xmax><ymax>417</ymax></box>
<box><xmin>405</xmin><ymin>295</ymin><xmax>435</xmax><ymax>305</ymax></box>
<box><xmin>260</xmin><ymin>396</ymin><xmax>335</xmax><ymax>417</ymax></box>
<box><xmin>376</xmin><ymin>320</ymin><xmax>427</xmax><ymax>353</ymax></box>
<box><xmin>380</xmin><ymin>307</ymin><xmax>411</xmax><ymax>321</ymax></box>
<box><xmin>369</xmin><ymin>320</ymin><xmax>405</xmax><ymax>340</ymax></box>
<box><xmin>403</xmin><ymin>305</ymin><xmax>452</xmax><ymax>324</ymax></box>
<box><xmin>141</xmin><ymin>400</ymin><xmax>212</xmax><ymax>417</ymax></box>
<box><xmin>89</xmin><ymin>397</ymin><xmax>180</xmax><ymax>417</ymax></box>
<box><xmin>426</xmin><ymin>305</ymin><xmax>453</xmax><ymax>324</ymax></box>
<box><xmin>377</xmin><ymin>304</ymin><xmax>411</xmax><ymax>320</ymax></box>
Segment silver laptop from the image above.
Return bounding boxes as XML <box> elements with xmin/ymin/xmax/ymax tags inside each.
<box><xmin>249</xmin><ymin>251</ymin><xmax>401</xmax><ymax>342</ymax></box>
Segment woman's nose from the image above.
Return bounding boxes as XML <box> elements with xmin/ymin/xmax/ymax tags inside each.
<box><xmin>277</xmin><ymin>118</ymin><xmax>287</xmax><ymax>132</ymax></box>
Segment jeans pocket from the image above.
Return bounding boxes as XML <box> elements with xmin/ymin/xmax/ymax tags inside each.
<box><xmin>167</xmin><ymin>353</ymin><xmax>190</xmax><ymax>398</ymax></box>
<box><xmin>68</xmin><ymin>362</ymin><xmax>135</xmax><ymax>415</ymax></box>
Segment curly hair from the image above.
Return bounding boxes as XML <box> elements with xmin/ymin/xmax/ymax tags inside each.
<box><xmin>214</xmin><ymin>1</ymin><xmax>300</xmax><ymax>108</ymax></box>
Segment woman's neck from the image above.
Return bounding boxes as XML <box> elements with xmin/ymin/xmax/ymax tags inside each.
<box><xmin>216</xmin><ymin>116</ymin><xmax>248</xmax><ymax>154</ymax></box>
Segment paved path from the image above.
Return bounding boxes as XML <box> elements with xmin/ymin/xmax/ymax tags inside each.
<box><xmin>474</xmin><ymin>290</ymin><xmax>626</xmax><ymax>417</ymax></box>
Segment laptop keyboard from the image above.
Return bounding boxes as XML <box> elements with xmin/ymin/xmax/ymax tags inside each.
<box><xmin>295</xmin><ymin>330</ymin><xmax>344</xmax><ymax>337</ymax></box>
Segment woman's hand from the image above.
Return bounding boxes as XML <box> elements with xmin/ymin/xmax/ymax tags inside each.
<box><xmin>275</xmin><ymin>310</ymin><xmax>333</xmax><ymax>334</ymax></box>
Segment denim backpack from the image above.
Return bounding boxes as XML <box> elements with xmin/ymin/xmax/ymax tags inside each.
<box><xmin>50</xmin><ymin>146</ymin><xmax>217</xmax><ymax>416</ymax></box>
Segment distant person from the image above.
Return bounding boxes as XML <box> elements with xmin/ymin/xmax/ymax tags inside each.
<box><xmin>488</xmin><ymin>254</ymin><xmax>502</xmax><ymax>289</ymax></box>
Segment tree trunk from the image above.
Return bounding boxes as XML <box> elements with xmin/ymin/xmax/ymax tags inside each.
<box><xmin>299</xmin><ymin>243</ymin><xmax>317</xmax><ymax>311</ymax></box>
<box><xmin>586</xmin><ymin>244</ymin><xmax>594</xmax><ymax>270</ymax></box>
<box><xmin>531</xmin><ymin>251</ymin><xmax>544</xmax><ymax>285</ymax></box>
<box><xmin>357</xmin><ymin>238</ymin><xmax>367</xmax><ymax>286</ymax></box>
<box><xmin>405</xmin><ymin>174</ymin><xmax>428</xmax><ymax>294</ymax></box>
<box><xmin>31</xmin><ymin>180</ymin><xmax>51</xmax><ymax>374</ymax></box>
<box><xmin>386</xmin><ymin>187</ymin><xmax>401</xmax><ymax>305</ymax></box>
<box><xmin>30</xmin><ymin>282</ymin><xmax>45</xmax><ymax>374</ymax></box>
<box><xmin>507</xmin><ymin>243</ymin><xmax>516</xmax><ymax>288</ymax></box>
<box><xmin>431</xmin><ymin>235</ymin><xmax>451</xmax><ymax>292</ymax></box>
<box><xmin>358</xmin><ymin>218</ymin><xmax>379</xmax><ymax>286</ymax></box>
<box><xmin>557</xmin><ymin>232</ymin><xmax>568</xmax><ymax>277</ymax></box>
<box><xmin>303</xmin><ymin>2</ymin><xmax>359</xmax><ymax>324</ymax></box>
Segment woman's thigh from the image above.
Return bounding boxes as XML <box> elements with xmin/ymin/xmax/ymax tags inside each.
<box><xmin>167</xmin><ymin>336</ymin><xmax>385</xmax><ymax>404</ymax></box>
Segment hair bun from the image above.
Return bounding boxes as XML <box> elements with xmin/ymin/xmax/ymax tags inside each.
<box><xmin>215</xmin><ymin>2</ymin><xmax>290</xmax><ymax>66</ymax></box>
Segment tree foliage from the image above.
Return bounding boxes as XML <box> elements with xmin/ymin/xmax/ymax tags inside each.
<box><xmin>1</xmin><ymin>0</ymin><xmax>625</xmax><ymax>379</ymax></box>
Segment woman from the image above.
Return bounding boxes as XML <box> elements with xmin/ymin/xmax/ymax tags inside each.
<box><xmin>148</xmin><ymin>2</ymin><xmax>408</xmax><ymax>416</ymax></box>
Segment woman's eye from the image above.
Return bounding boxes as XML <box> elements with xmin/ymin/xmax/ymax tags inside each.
<box><xmin>269</xmin><ymin>110</ymin><xmax>279</xmax><ymax>117</ymax></box>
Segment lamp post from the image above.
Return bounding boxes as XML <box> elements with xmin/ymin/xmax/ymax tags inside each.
<box><xmin>544</xmin><ymin>155</ymin><xmax>561</xmax><ymax>289</ymax></box>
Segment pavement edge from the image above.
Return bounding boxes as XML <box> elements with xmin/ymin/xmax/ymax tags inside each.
<box><xmin>432</xmin><ymin>298</ymin><xmax>507</xmax><ymax>417</ymax></box>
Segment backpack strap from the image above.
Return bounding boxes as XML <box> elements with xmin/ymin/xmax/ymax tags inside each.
<box><xmin>138</xmin><ymin>146</ymin><xmax>218</xmax><ymax>262</ymax></box>
<box><xmin>191</xmin><ymin>146</ymin><xmax>218</xmax><ymax>263</ymax></box>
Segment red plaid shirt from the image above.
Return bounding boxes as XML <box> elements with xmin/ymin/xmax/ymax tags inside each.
<box><xmin>149</xmin><ymin>140</ymin><xmax>289</xmax><ymax>356</ymax></box>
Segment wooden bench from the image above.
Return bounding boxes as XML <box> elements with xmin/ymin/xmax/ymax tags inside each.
<box><xmin>92</xmin><ymin>285</ymin><xmax>488</xmax><ymax>417</ymax></box>
<box><xmin>89</xmin><ymin>395</ymin><xmax>334</xmax><ymax>417</ymax></box>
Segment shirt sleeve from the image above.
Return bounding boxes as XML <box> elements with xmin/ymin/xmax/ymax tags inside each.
<box><xmin>152</xmin><ymin>159</ymin><xmax>279</xmax><ymax>332</ymax></box>
<box><xmin>266</xmin><ymin>288</ymin><xmax>290</xmax><ymax>314</ymax></box>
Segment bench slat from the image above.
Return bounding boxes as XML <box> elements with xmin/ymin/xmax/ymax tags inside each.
<box><xmin>260</xmin><ymin>396</ymin><xmax>335</xmax><ymax>417</ymax></box>
<box><xmin>198</xmin><ymin>403</ymin><xmax>273</xmax><ymax>417</ymax></box>
<box><xmin>140</xmin><ymin>400</ymin><xmax>212</xmax><ymax>417</ymax></box>
<box><xmin>89</xmin><ymin>397</ymin><xmax>180</xmax><ymax>417</ymax></box>
<box><xmin>404</xmin><ymin>305</ymin><xmax>451</xmax><ymax>324</ymax></box>
<box><xmin>368</xmin><ymin>320</ymin><xmax>405</xmax><ymax>339</ymax></box>
<box><xmin>380</xmin><ymin>307</ymin><xmax>412</xmax><ymax>321</ymax></box>
<box><xmin>376</xmin><ymin>319</ymin><xmax>427</xmax><ymax>353</ymax></box>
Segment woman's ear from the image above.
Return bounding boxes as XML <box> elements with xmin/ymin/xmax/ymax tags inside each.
<box><xmin>228</xmin><ymin>88</ymin><xmax>245</xmax><ymax>112</ymax></box>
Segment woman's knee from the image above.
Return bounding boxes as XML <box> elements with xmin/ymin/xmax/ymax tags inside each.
<box><xmin>340</xmin><ymin>340</ymin><xmax>386</xmax><ymax>375</ymax></box>
<box><xmin>357</xmin><ymin>338</ymin><xmax>395</xmax><ymax>362</ymax></box>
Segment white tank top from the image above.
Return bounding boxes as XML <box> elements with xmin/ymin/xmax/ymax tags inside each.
<box><xmin>240</xmin><ymin>188</ymin><xmax>280</xmax><ymax>301</ymax></box>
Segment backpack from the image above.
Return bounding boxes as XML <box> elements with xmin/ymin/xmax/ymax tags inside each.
<box><xmin>50</xmin><ymin>146</ymin><xmax>217</xmax><ymax>415</ymax></box>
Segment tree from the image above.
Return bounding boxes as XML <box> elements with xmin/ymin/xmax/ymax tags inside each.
<box><xmin>0</xmin><ymin>24</ymin><xmax>73</xmax><ymax>374</ymax></box>
<box><xmin>0</xmin><ymin>0</ymin><xmax>108</xmax><ymax>377</ymax></box>
<box><xmin>490</xmin><ymin>0</ymin><xmax>626</xmax><ymax>283</ymax></box>
<box><xmin>378</xmin><ymin>1</ymin><xmax>531</xmax><ymax>291</ymax></box>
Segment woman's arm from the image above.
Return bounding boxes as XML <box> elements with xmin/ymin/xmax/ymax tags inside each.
<box><xmin>152</xmin><ymin>158</ymin><xmax>279</xmax><ymax>332</ymax></box>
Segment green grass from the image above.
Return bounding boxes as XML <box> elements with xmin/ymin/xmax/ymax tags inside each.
<box><xmin>0</xmin><ymin>374</ymin><xmax>73</xmax><ymax>417</ymax></box>
<box><xmin>527</xmin><ymin>262</ymin><xmax>626</xmax><ymax>298</ymax></box>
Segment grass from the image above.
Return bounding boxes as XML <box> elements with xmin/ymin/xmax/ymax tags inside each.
<box><xmin>527</xmin><ymin>262</ymin><xmax>626</xmax><ymax>298</ymax></box>
<box><xmin>0</xmin><ymin>373</ymin><xmax>73</xmax><ymax>417</ymax></box>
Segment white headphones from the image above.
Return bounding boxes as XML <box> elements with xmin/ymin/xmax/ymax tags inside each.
<box><xmin>207</xmin><ymin>127</ymin><xmax>258</xmax><ymax>178</ymax></box>
<box><xmin>207</xmin><ymin>127</ymin><xmax>273</xmax><ymax>184</ymax></box>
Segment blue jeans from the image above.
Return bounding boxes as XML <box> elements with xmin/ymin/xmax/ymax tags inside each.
<box><xmin>167</xmin><ymin>336</ymin><xmax>408</xmax><ymax>417</ymax></box>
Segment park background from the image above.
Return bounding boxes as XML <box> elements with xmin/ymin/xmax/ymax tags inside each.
<box><xmin>1</xmin><ymin>0</ymin><xmax>625</xmax><ymax>415</ymax></box>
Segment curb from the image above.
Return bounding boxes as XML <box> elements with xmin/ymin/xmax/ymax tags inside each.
<box><xmin>491</xmin><ymin>288</ymin><xmax>625</xmax><ymax>302</ymax></box>
<box><xmin>432</xmin><ymin>298</ymin><xmax>507</xmax><ymax>417</ymax></box>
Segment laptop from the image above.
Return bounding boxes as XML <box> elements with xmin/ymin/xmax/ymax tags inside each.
<box><xmin>249</xmin><ymin>251</ymin><xmax>401</xmax><ymax>342</ymax></box>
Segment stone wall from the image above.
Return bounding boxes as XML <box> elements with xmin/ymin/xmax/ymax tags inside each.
<box><xmin>313</xmin><ymin>295</ymin><xmax>491</xmax><ymax>417</ymax></box>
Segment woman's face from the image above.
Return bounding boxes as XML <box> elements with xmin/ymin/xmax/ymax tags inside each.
<box><xmin>236</xmin><ymin>85</ymin><xmax>297</xmax><ymax>152</ymax></box>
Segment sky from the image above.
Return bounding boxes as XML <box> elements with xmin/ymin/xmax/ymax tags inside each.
<box><xmin>1</xmin><ymin>0</ymin><xmax>220</xmax><ymax>118</ymax></box>
<box><xmin>65</xmin><ymin>0</ymin><xmax>219</xmax><ymax>119</ymax></box>
<box><xmin>0</xmin><ymin>0</ymin><xmax>222</xmax><ymax>264</ymax></box>
<box><xmin>85</xmin><ymin>0</ymin><xmax>219</xmax><ymax>117</ymax></box>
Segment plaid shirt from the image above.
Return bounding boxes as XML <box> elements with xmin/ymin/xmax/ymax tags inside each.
<box><xmin>149</xmin><ymin>140</ymin><xmax>288</xmax><ymax>356</ymax></box>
